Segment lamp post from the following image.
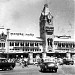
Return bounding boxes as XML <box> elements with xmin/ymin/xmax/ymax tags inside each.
<box><xmin>7</xmin><ymin>28</ymin><xmax>10</xmax><ymax>59</ymax></box>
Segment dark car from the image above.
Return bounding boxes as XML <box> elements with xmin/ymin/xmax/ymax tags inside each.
<box><xmin>0</xmin><ymin>58</ymin><xmax>16</xmax><ymax>70</ymax></box>
<box><xmin>63</xmin><ymin>58</ymin><xmax>74</xmax><ymax>65</ymax></box>
<box><xmin>40</xmin><ymin>58</ymin><xmax>58</xmax><ymax>72</ymax></box>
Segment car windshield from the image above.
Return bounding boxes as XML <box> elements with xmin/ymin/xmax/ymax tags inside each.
<box><xmin>42</xmin><ymin>58</ymin><xmax>55</xmax><ymax>63</ymax></box>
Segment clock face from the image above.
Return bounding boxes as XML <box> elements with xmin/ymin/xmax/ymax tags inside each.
<box><xmin>47</xmin><ymin>18</ymin><xmax>52</xmax><ymax>25</ymax></box>
<box><xmin>48</xmin><ymin>15</ymin><xmax>52</xmax><ymax>19</ymax></box>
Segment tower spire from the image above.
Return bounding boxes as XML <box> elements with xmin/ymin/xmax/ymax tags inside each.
<box><xmin>39</xmin><ymin>3</ymin><xmax>54</xmax><ymax>54</ymax></box>
<box><xmin>42</xmin><ymin>3</ymin><xmax>49</xmax><ymax>16</ymax></box>
<box><xmin>40</xmin><ymin>3</ymin><xmax>53</xmax><ymax>25</ymax></box>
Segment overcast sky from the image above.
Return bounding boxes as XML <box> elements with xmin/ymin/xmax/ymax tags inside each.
<box><xmin>0</xmin><ymin>0</ymin><xmax>74</xmax><ymax>38</ymax></box>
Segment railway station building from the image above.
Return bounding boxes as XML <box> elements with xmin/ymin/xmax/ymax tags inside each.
<box><xmin>0</xmin><ymin>4</ymin><xmax>75</xmax><ymax>63</ymax></box>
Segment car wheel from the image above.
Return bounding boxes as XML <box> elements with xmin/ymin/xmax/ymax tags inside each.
<box><xmin>40</xmin><ymin>68</ymin><xmax>43</xmax><ymax>72</ymax></box>
<box><xmin>10</xmin><ymin>66</ymin><xmax>13</xmax><ymax>70</ymax></box>
<box><xmin>40</xmin><ymin>68</ymin><xmax>45</xmax><ymax>72</ymax></box>
<box><xmin>71</xmin><ymin>63</ymin><xmax>73</xmax><ymax>65</ymax></box>
<box><xmin>55</xmin><ymin>69</ymin><xmax>57</xmax><ymax>73</ymax></box>
<box><xmin>3</xmin><ymin>67</ymin><xmax>7</xmax><ymax>71</ymax></box>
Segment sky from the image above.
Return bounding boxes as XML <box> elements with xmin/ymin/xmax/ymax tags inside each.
<box><xmin>0</xmin><ymin>0</ymin><xmax>74</xmax><ymax>39</ymax></box>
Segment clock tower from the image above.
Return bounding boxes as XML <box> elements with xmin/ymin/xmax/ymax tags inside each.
<box><xmin>39</xmin><ymin>4</ymin><xmax>54</xmax><ymax>56</ymax></box>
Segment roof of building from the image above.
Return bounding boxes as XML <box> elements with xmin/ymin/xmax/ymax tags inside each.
<box><xmin>54</xmin><ymin>37</ymin><xmax>75</xmax><ymax>42</ymax></box>
<box><xmin>0</xmin><ymin>27</ymin><xmax>74</xmax><ymax>42</ymax></box>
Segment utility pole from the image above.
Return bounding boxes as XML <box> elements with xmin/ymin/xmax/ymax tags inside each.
<box><xmin>7</xmin><ymin>28</ymin><xmax>10</xmax><ymax>59</ymax></box>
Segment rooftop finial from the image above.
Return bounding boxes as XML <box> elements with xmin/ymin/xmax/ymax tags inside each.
<box><xmin>44</xmin><ymin>0</ymin><xmax>48</xmax><ymax>7</ymax></box>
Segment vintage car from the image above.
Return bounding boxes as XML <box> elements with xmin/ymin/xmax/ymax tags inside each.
<box><xmin>0</xmin><ymin>58</ymin><xmax>16</xmax><ymax>70</ymax></box>
<box><xmin>40</xmin><ymin>57</ymin><xmax>58</xmax><ymax>72</ymax></box>
<box><xmin>63</xmin><ymin>58</ymin><xmax>74</xmax><ymax>65</ymax></box>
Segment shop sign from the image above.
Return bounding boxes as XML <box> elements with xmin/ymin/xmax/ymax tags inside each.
<box><xmin>45</xmin><ymin>26</ymin><xmax>54</xmax><ymax>31</ymax></box>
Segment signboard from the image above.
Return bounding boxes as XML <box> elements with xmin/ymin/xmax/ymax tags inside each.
<box><xmin>45</xmin><ymin>26</ymin><xmax>54</xmax><ymax>31</ymax></box>
<box><xmin>44</xmin><ymin>26</ymin><xmax>54</xmax><ymax>35</ymax></box>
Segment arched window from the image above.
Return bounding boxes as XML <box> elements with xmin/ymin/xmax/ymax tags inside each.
<box><xmin>30</xmin><ymin>42</ymin><xmax>34</xmax><ymax>46</ymax></box>
<box><xmin>2</xmin><ymin>43</ymin><xmax>3</xmax><ymax>47</ymax></box>
<box><xmin>62</xmin><ymin>43</ymin><xmax>65</xmax><ymax>47</ymax></box>
<box><xmin>10</xmin><ymin>42</ymin><xmax>14</xmax><ymax>46</ymax></box>
<box><xmin>25</xmin><ymin>42</ymin><xmax>29</xmax><ymax>46</ymax></box>
<box><xmin>20</xmin><ymin>42</ymin><xmax>24</xmax><ymax>46</ymax></box>
<box><xmin>15</xmin><ymin>42</ymin><xmax>19</xmax><ymax>46</ymax></box>
<box><xmin>4</xmin><ymin>43</ymin><xmax>5</xmax><ymax>47</ymax></box>
<box><xmin>35</xmin><ymin>43</ymin><xmax>38</xmax><ymax>46</ymax></box>
<box><xmin>0</xmin><ymin>43</ymin><xmax>1</xmax><ymax>47</ymax></box>
<box><xmin>66</xmin><ymin>43</ymin><xmax>68</xmax><ymax>48</ymax></box>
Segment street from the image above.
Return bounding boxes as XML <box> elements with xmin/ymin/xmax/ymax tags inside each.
<box><xmin>0</xmin><ymin>64</ymin><xmax>75</xmax><ymax>75</ymax></box>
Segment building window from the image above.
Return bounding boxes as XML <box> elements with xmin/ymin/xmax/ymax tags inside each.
<box><xmin>10</xmin><ymin>42</ymin><xmax>14</xmax><ymax>46</ymax></box>
<box><xmin>25</xmin><ymin>42</ymin><xmax>29</xmax><ymax>46</ymax></box>
<box><xmin>73</xmin><ymin>43</ymin><xmax>75</xmax><ymax>48</ymax></box>
<box><xmin>30</xmin><ymin>42</ymin><xmax>34</xmax><ymax>46</ymax></box>
<box><xmin>10</xmin><ymin>42</ymin><xmax>12</xmax><ymax>46</ymax></box>
<box><xmin>15</xmin><ymin>49</ymin><xmax>19</xmax><ymax>50</ymax></box>
<box><xmin>25</xmin><ymin>49</ymin><xmax>29</xmax><ymax>51</ymax></box>
<box><xmin>39</xmin><ymin>49</ymin><xmax>41</xmax><ymax>51</ymax></box>
<box><xmin>30</xmin><ymin>49</ymin><xmax>32</xmax><ymax>51</ymax></box>
<box><xmin>66</xmin><ymin>43</ymin><xmax>68</xmax><ymax>48</ymax></box>
<box><xmin>69</xmin><ymin>43</ymin><xmax>71</xmax><ymax>48</ymax></box>
<box><xmin>35</xmin><ymin>49</ymin><xmax>36</xmax><ymax>51</ymax></box>
<box><xmin>35</xmin><ymin>49</ymin><xmax>38</xmax><ymax>51</ymax></box>
<box><xmin>54</xmin><ymin>42</ymin><xmax>57</xmax><ymax>45</ymax></box>
<box><xmin>0</xmin><ymin>43</ymin><xmax>1</xmax><ymax>47</ymax></box>
<box><xmin>62</xmin><ymin>43</ymin><xmax>65</xmax><ymax>47</ymax></box>
<box><xmin>12</xmin><ymin>42</ymin><xmax>14</xmax><ymax>46</ymax></box>
<box><xmin>0</xmin><ymin>43</ymin><xmax>5</xmax><ymax>47</ymax></box>
<box><xmin>58</xmin><ymin>43</ymin><xmax>61</xmax><ymax>47</ymax></box>
<box><xmin>31</xmin><ymin>49</ymin><xmax>34</xmax><ymax>51</ymax></box>
<box><xmin>20</xmin><ymin>42</ymin><xmax>24</xmax><ymax>46</ymax></box>
<box><xmin>15</xmin><ymin>42</ymin><xmax>19</xmax><ymax>46</ymax></box>
<box><xmin>37</xmin><ymin>49</ymin><xmax>39</xmax><ymax>51</ymax></box>
<box><xmin>2</xmin><ymin>43</ymin><xmax>3</xmax><ymax>47</ymax></box>
<box><xmin>35</xmin><ymin>43</ymin><xmax>38</xmax><ymax>46</ymax></box>
<box><xmin>4</xmin><ymin>43</ymin><xmax>5</xmax><ymax>47</ymax></box>
<box><xmin>25</xmin><ymin>49</ymin><xmax>27</xmax><ymax>51</ymax></box>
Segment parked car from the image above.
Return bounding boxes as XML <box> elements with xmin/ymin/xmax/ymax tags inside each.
<box><xmin>40</xmin><ymin>58</ymin><xmax>58</xmax><ymax>72</ymax></box>
<box><xmin>0</xmin><ymin>58</ymin><xmax>16</xmax><ymax>70</ymax></box>
<box><xmin>63</xmin><ymin>58</ymin><xmax>74</xmax><ymax>65</ymax></box>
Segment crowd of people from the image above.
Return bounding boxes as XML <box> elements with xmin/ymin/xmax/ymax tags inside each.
<box><xmin>7</xmin><ymin>57</ymin><xmax>28</xmax><ymax>68</ymax></box>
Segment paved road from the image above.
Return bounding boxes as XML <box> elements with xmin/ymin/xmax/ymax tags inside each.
<box><xmin>0</xmin><ymin>64</ymin><xmax>75</xmax><ymax>75</ymax></box>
